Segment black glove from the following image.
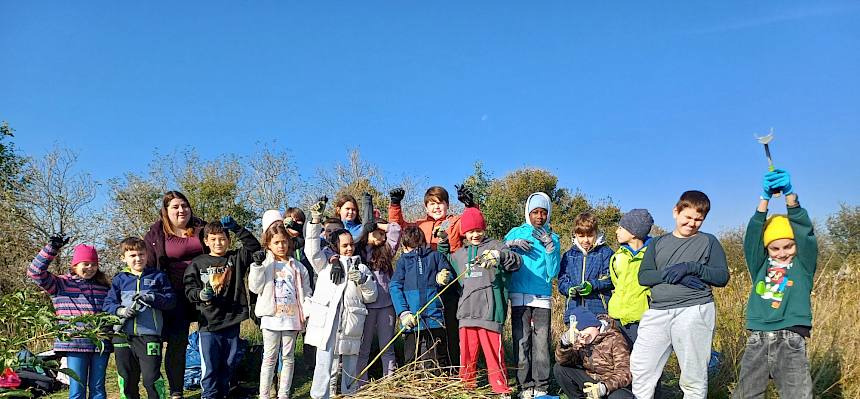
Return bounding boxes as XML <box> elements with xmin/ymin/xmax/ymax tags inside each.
<box><xmin>252</xmin><ymin>250</ymin><xmax>266</xmax><ymax>264</ymax></box>
<box><xmin>662</xmin><ymin>263</ymin><xmax>692</xmax><ymax>284</ymax></box>
<box><xmin>330</xmin><ymin>260</ymin><xmax>345</xmax><ymax>285</ymax></box>
<box><xmin>678</xmin><ymin>275</ymin><xmax>708</xmax><ymax>290</ymax></box>
<box><xmin>132</xmin><ymin>292</ymin><xmax>155</xmax><ymax>305</ymax></box>
<box><xmin>455</xmin><ymin>184</ymin><xmax>476</xmax><ymax>208</ymax></box>
<box><xmin>49</xmin><ymin>233</ymin><xmax>70</xmax><ymax>250</ymax></box>
<box><xmin>284</xmin><ymin>217</ymin><xmax>301</xmax><ymax>232</ymax></box>
<box><xmin>389</xmin><ymin>188</ymin><xmax>405</xmax><ymax>206</ymax></box>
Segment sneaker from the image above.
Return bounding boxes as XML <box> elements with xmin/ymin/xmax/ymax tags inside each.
<box><xmin>169</xmin><ymin>394</ymin><xmax>183</xmax><ymax>399</ymax></box>
<box><xmin>532</xmin><ymin>389</ymin><xmax>549</xmax><ymax>398</ymax></box>
<box><xmin>518</xmin><ymin>388</ymin><xmax>534</xmax><ymax>399</ymax></box>
<box><xmin>498</xmin><ymin>394</ymin><xmax>512</xmax><ymax>399</ymax></box>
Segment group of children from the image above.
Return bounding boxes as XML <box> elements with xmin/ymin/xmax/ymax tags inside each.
<box><xmin>27</xmin><ymin>167</ymin><xmax>817</xmax><ymax>399</ymax></box>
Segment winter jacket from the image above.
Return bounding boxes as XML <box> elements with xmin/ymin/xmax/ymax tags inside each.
<box><xmin>555</xmin><ymin>315</ymin><xmax>632</xmax><ymax>392</ymax></box>
<box><xmin>248</xmin><ymin>253</ymin><xmax>312</xmax><ymax>322</ymax></box>
<box><xmin>27</xmin><ymin>243</ymin><xmax>111</xmax><ymax>353</ymax></box>
<box><xmin>744</xmin><ymin>206</ymin><xmax>816</xmax><ymax>332</ymax></box>
<box><xmin>504</xmin><ymin>223</ymin><xmax>561</xmax><ymax>298</ymax></box>
<box><xmin>389</xmin><ymin>246</ymin><xmax>455</xmax><ymax>332</ymax></box>
<box><xmin>607</xmin><ymin>240</ymin><xmax>651</xmax><ymax>325</ymax></box>
<box><xmin>143</xmin><ymin>217</ymin><xmax>206</xmax><ymax>323</ymax></box>
<box><xmin>450</xmin><ymin>238</ymin><xmax>522</xmax><ymax>333</ymax></box>
<box><xmin>558</xmin><ymin>236</ymin><xmax>614</xmax><ymax>317</ymax></box>
<box><xmin>183</xmin><ymin>227</ymin><xmax>261</xmax><ymax>332</ymax></box>
<box><xmin>102</xmin><ymin>267</ymin><xmax>177</xmax><ymax>336</ymax></box>
<box><xmin>388</xmin><ymin>204</ymin><xmax>466</xmax><ymax>254</ymax></box>
<box><xmin>303</xmin><ymin>221</ymin><xmax>378</xmax><ymax>355</ymax></box>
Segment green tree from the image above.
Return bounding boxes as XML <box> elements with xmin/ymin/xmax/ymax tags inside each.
<box><xmin>827</xmin><ymin>203</ymin><xmax>860</xmax><ymax>256</ymax></box>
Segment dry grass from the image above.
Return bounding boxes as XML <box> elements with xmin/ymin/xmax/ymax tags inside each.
<box><xmin>347</xmin><ymin>363</ymin><xmax>495</xmax><ymax>399</ymax></box>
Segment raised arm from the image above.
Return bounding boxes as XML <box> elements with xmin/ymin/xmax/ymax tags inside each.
<box><xmin>27</xmin><ymin>237</ymin><xmax>66</xmax><ymax>295</ymax></box>
<box><xmin>304</xmin><ymin>221</ymin><xmax>327</xmax><ymax>273</ymax></box>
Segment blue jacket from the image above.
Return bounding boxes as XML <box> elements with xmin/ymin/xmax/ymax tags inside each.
<box><xmin>558</xmin><ymin>235</ymin><xmax>614</xmax><ymax>317</ymax></box>
<box><xmin>389</xmin><ymin>246</ymin><xmax>454</xmax><ymax>332</ymax></box>
<box><xmin>103</xmin><ymin>267</ymin><xmax>176</xmax><ymax>336</ymax></box>
<box><xmin>504</xmin><ymin>223</ymin><xmax>561</xmax><ymax>296</ymax></box>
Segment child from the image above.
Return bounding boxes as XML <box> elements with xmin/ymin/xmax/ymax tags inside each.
<box><xmin>733</xmin><ymin>169</ymin><xmax>815</xmax><ymax>398</ymax></box>
<box><xmin>103</xmin><ymin>237</ymin><xmax>177</xmax><ymax>399</ymax></box>
<box><xmin>553</xmin><ymin>307</ymin><xmax>633</xmax><ymax>399</ymax></box>
<box><xmin>333</xmin><ymin>194</ymin><xmax>362</xmax><ymax>239</ymax></box>
<box><xmin>27</xmin><ymin>235</ymin><xmax>111</xmax><ymax>399</ymax></box>
<box><xmin>285</xmin><ymin>206</ymin><xmax>319</xmax><ymax>372</ymax></box>
<box><xmin>450</xmin><ymin>207</ymin><xmax>521</xmax><ymax>396</ymax></box>
<box><xmin>559</xmin><ymin>212</ymin><xmax>615</xmax><ymax>317</ymax></box>
<box><xmin>304</xmin><ymin>205</ymin><xmax>378</xmax><ymax>399</ymax></box>
<box><xmin>607</xmin><ymin>209</ymin><xmax>654</xmax><ymax>347</ymax></box>
<box><xmin>249</xmin><ymin>210</ymin><xmax>313</xmax><ymax>399</ymax></box>
<box><xmin>503</xmin><ymin>192</ymin><xmax>561</xmax><ymax>399</ymax></box>
<box><xmin>631</xmin><ymin>191</ymin><xmax>730</xmax><ymax>399</ymax></box>
<box><xmin>183</xmin><ymin>216</ymin><xmax>261</xmax><ymax>399</ymax></box>
<box><xmin>389</xmin><ymin>226</ymin><xmax>455</xmax><ymax>368</ymax></box>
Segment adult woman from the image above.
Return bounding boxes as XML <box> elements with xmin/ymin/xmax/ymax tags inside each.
<box><xmin>144</xmin><ymin>191</ymin><xmax>206</xmax><ymax>399</ymax></box>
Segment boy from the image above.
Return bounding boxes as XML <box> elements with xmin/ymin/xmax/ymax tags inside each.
<box><xmin>733</xmin><ymin>169</ymin><xmax>815</xmax><ymax>398</ymax></box>
<box><xmin>559</xmin><ymin>212</ymin><xmax>615</xmax><ymax>318</ymax></box>
<box><xmin>608</xmin><ymin>209</ymin><xmax>654</xmax><ymax>347</ymax></box>
<box><xmin>503</xmin><ymin>192</ymin><xmax>561</xmax><ymax>399</ymax></box>
<box><xmin>389</xmin><ymin>225</ymin><xmax>456</xmax><ymax>368</ymax></box>
<box><xmin>450</xmin><ymin>207</ymin><xmax>521</xmax><ymax>396</ymax></box>
<box><xmin>103</xmin><ymin>237</ymin><xmax>177</xmax><ymax>399</ymax></box>
<box><xmin>184</xmin><ymin>216</ymin><xmax>261</xmax><ymax>399</ymax></box>
<box><xmin>553</xmin><ymin>307</ymin><xmax>633</xmax><ymax>399</ymax></box>
<box><xmin>631</xmin><ymin>191</ymin><xmax>729</xmax><ymax>399</ymax></box>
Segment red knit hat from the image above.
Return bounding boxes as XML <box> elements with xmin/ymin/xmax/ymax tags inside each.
<box><xmin>71</xmin><ymin>244</ymin><xmax>99</xmax><ymax>266</ymax></box>
<box><xmin>460</xmin><ymin>207</ymin><xmax>486</xmax><ymax>235</ymax></box>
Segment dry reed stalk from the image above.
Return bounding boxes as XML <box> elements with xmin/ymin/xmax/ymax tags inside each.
<box><xmin>344</xmin><ymin>362</ymin><xmax>497</xmax><ymax>399</ymax></box>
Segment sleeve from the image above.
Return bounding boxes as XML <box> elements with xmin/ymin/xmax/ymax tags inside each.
<box><xmin>589</xmin><ymin>247</ymin><xmax>614</xmax><ymax>293</ymax></box>
<box><xmin>388</xmin><ymin>203</ymin><xmax>414</xmax><ymax>229</ymax></box>
<box><xmin>638</xmin><ymin>237</ymin><xmax>664</xmax><ymax>287</ymax></box>
<box><xmin>601</xmin><ymin>333</ymin><xmax>633</xmax><ymax>391</ymax></box>
<box><xmin>299</xmin><ymin>260</ymin><xmax>313</xmax><ymax>299</ymax></box>
<box><xmin>788</xmin><ymin>206</ymin><xmax>818</xmax><ymax>273</ymax></box>
<box><xmin>686</xmin><ymin>236</ymin><xmax>730</xmax><ymax>287</ymax></box>
<box><xmin>554</xmin><ymin>341</ymin><xmax>581</xmax><ymax>367</ymax></box>
<box><xmin>355</xmin><ymin>193</ymin><xmax>377</xmax><ymax>244</ymax></box>
<box><xmin>102</xmin><ymin>280</ymin><xmax>123</xmax><ymax>316</ymax></box>
<box><xmin>27</xmin><ymin>244</ymin><xmax>61</xmax><ymax>295</ymax></box>
<box><xmin>303</xmin><ymin>222</ymin><xmax>327</xmax><ymax>273</ymax></box>
<box><xmin>235</xmin><ymin>227</ymin><xmax>262</xmax><ymax>271</ymax></box>
<box><xmin>184</xmin><ymin>262</ymin><xmax>204</xmax><ymax>304</ymax></box>
<box><xmin>357</xmin><ymin>265</ymin><xmax>379</xmax><ymax>304</ymax></box>
<box><xmin>743</xmin><ymin>211</ymin><xmax>768</xmax><ymax>275</ymax></box>
<box><xmin>447</xmin><ymin>213</ymin><xmax>464</xmax><ymax>253</ymax></box>
<box><xmin>558</xmin><ymin>250</ymin><xmax>575</xmax><ymax>296</ymax></box>
<box><xmin>609</xmin><ymin>252</ymin><xmax>620</xmax><ymax>288</ymax></box>
<box><xmin>545</xmin><ymin>233</ymin><xmax>562</xmax><ymax>280</ymax></box>
<box><xmin>389</xmin><ymin>258</ymin><xmax>409</xmax><ymax>316</ymax></box>
<box><xmin>248</xmin><ymin>260</ymin><xmax>268</xmax><ymax>295</ymax></box>
<box><xmin>153</xmin><ymin>272</ymin><xmax>177</xmax><ymax>310</ymax></box>
<box><xmin>385</xmin><ymin>222</ymin><xmax>402</xmax><ymax>254</ymax></box>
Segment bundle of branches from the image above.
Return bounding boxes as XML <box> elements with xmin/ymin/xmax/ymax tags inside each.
<box><xmin>345</xmin><ymin>362</ymin><xmax>497</xmax><ymax>399</ymax></box>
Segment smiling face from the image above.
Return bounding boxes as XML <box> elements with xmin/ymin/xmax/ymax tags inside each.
<box><xmin>767</xmin><ymin>238</ymin><xmax>797</xmax><ymax>265</ymax></box>
<box><xmin>464</xmin><ymin>229</ymin><xmax>485</xmax><ymax>246</ymax></box>
<box><xmin>205</xmin><ymin>232</ymin><xmax>230</xmax><ymax>257</ymax></box>
<box><xmin>73</xmin><ymin>261</ymin><xmax>99</xmax><ymax>280</ymax></box>
<box><xmin>529</xmin><ymin>208</ymin><xmax>548</xmax><ymax>228</ymax></box>
<box><xmin>672</xmin><ymin>206</ymin><xmax>705</xmax><ymax>238</ymax></box>
<box><xmin>122</xmin><ymin>250</ymin><xmax>147</xmax><ymax>273</ymax></box>
<box><xmin>425</xmin><ymin>199</ymin><xmax>449</xmax><ymax>221</ymax></box>
<box><xmin>338</xmin><ymin>201</ymin><xmax>358</xmax><ymax>222</ymax></box>
<box><xmin>166</xmin><ymin>198</ymin><xmax>192</xmax><ymax>231</ymax></box>
<box><xmin>337</xmin><ymin>232</ymin><xmax>355</xmax><ymax>257</ymax></box>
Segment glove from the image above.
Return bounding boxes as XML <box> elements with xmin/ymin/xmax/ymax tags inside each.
<box><xmin>132</xmin><ymin>292</ymin><xmax>155</xmax><ymax>305</ymax></box>
<box><xmin>199</xmin><ymin>284</ymin><xmax>215</xmax><ymax>302</ymax></box>
<box><xmin>348</xmin><ymin>268</ymin><xmax>363</xmax><ymax>284</ymax></box>
<box><xmin>761</xmin><ymin>171</ymin><xmax>778</xmax><ymax>199</ymax></box>
<box><xmin>118</xmin><ymin>306</ymin><xmax>139</xmax><ymax>319</ymax></box>
<box><xmin>583</xmin><ymin>382</ymin><xmax>607</xmax><ymax>399</ymax></box>
<box><xmin>220</xmin><ymin>216</ymin><xmax>239</xmax><ymax>232</ymax></box>
<box><xmin>506</xmin><ymin>239</ymin><xmax>532</xmax><ymax>252</ymax></box>
<box><xmin>432</xmin><ymin>225</ymin><xmax>448</xmax><ymax>240</ymax></box>
<box><xmin>575</xmin><ymin>281</ymin><xmax>593</xmax><ymax>296</ymax></box>
<box><xmin>436</xmin><ymin>239</ymin><xmax>450</xmax><ymax>255</ymax></box>
<box><xmin>678</xmin><ymin>274</ymin><xmax>708</xmax><ymax>290</ymax></box>
<box><xmin>560</xmin><ymin>317</ymin><xmax>580</xmax><ymax>346</ymax></box>
<box><xmin>567</xmin><ymin>286</ymin><xmax>579</xmax><ymax>298</ymax></box>
<box><xmin>400</xmin><ymin>312</ymin><xmax>418</xmax><ymax>329</ymax></box>
<box><xmin>310</xmin><ymin>196</ymin><xmax>328</xmax><ymax>224</ymax></box>
<box><xmin>49</xmin><ymin>233</ymin><xmax>70</xmax><ymax>250</ymax></box>
<box><xmin>284</xmin><ymin>216</ymin><xmax>301</xmax><ymax>232</ymax></box>
<box><xmin>436</xmin><ymin>269</ymin><xmax>452</xmax><ymax>285</ymax></box>
<box><xmin>476</xmin><ymin>250</ymin><xmax>500</xmax><ymax>268</ymax></box>
<box><xmin>455</xmin><ymin>183</ymin><xmax>476</xmax><ymax>208</ymax></box>
<box><xmin>252</xmin><ymin>250</ymin><xmax>266</xmax><ymax>265</ymax></box>
<box><xmin>330</xmin><ymin>261</ymin><xmax>345</xmax><ymax>285</ymax></box>
<box><xmin>766</xmin><ymin>168</ymin><xmax>793</xmax><ymax>195</ymax></box>
<box><xmin>532</xmin><ymin>227</ymin><xmax>556</xmax><ymax>253</ymax></box>
<box><xmin>662</xmin><ymin>263</ymin><xmax>692</xmax><ymax>284</ymax></box>
<box><xmin>389</xmin><ymin>188</ymin><xmax>405</xmax><ymax>206</ymax></box>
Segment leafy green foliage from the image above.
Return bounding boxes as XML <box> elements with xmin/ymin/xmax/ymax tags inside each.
<box><xmin>827</xmin><ymin>203</ymin><xmax>860</xmax><ymax>256</ymax></box>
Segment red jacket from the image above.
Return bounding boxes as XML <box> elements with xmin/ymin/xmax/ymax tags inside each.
<box><xmin>388</xmin><ymin>204</ymin><xmax>465</xmax><ymax>253</ymax></box>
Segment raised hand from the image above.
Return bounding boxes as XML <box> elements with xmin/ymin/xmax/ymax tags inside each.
<box><xmin>310</xmin><ymin>196</ymin><xmax>328</xmax><ymax>223</ymax></box>
<box><xmin>220</xmin><ymin>216</ymin><xmax>240</xmax><ymax>232</ymax></box>
<box><xmin>506</xmin><ymin>239</ymin><xmax>532</xmax><ymax>252</ymax></box>
<box><xmin>49</xmin><ymin>233</ymin><xmax>70</xmax><ymax>250</ymax></box>
<box><xmin>455</xmin><ymin>183</ymin><xmax>476</xmax><ymax>208</ymax></box>
<box><xmin>389</xmin><ymin>188</ymin><xmax>405</xmax><ymax>206</ymax></box>
<box><xmin>252</xmin><ymin>250</ymin><xmax>266</xmax><ymax>265</ymax></box>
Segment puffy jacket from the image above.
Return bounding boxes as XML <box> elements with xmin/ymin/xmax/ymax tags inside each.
<box><xmin>103</xmin><ymin>267</ymin><xmax>177</xmax><ymax>336</ymax></box>
<box><xmin>388</xmin><ymin>204</ymin><xmax>466</xmax><ymax>254</ymax></box>
<box><xmin>607</xmin><ymin>240</ymin><xmax>651</xmax><ymax>325</ymax></box>
<box><xmin>504</xmin><ymin>223</ymin><xmax>561</xmax><ymax>297</ymax></box>
<box><xmin>555</xmin><ymin>315</ymin><xmax>632</xmax><ymax>392</ymax></box>
<box><xmin>450</xmin><ymin>238</ymin><xmax>521</xmax><ymax>333</ymax></box>
<box><xmin>389</xmin><ymin>246</ymin><xmax>455</xmax><ymax>332</ymax></box>
<box><xmin>248</xmin><ymin>253</ymin><xmax>312</xmax><ymax>320</ymax></box>
<box><xmin>558</xmin><ymin>235</ymin><xmax>614</xmax><ymax>317</ymax></box>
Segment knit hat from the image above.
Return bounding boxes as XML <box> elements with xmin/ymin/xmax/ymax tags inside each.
<box><xmin>565</xmin><ymin>306</ymin><xmax>601</xmax><ymax>329</ymax></box>
<box><xmin>460</xmin><ymin>207</ymin><xmax>486</xmax><ymax>234</ymax></box>
<box><xmin>262</xmin><ymin>210</ymin><xmax>284</xmax><ymax>234</ymax></box>
<box><xmin>619</xmin><ymin>209</ymin><xmax>654</xmax><ymax>239</ymax></box>
<box><xmin>525</xmin><ymin>192</ymin><xmax>552</xmax><ymax>226</ymax></box>
<box><xmin>71</xmin><ymin>244</ymin><xmax>98</xmax><ymax>266</ymax></box>
<box><xmin>763</xmin><ymin>215</ymin><xmax>794</xmax><ymax>246</ymax></box>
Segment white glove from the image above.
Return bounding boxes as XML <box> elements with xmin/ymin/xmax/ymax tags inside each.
<box><xmin>400</xmin><ymin>312</ymin><xmax>418</xmax><ymax>329</ymax></box>
<box><xmin>348</xmin><ymin>268</ymin><xmax>362</xmax><ymax>284</ymax></box>
<box><xmin>436</xmin><ymin>269</ymin><xmax>452</xmax><ymax>285</ymax></box>
<box><xmin>477</xmin><ymin>250</ymin><xmax>500</xmax><ymax>268</ymax></box>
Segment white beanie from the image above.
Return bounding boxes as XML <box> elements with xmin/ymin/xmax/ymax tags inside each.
<box><xmin>261</xmin><ymin>210</ymin><xmax>284</xmax><ymax>235</ymax></box>
<box><xmin>524</xmin><ymin>192</ymin><xmax>552</xmax><ymax>226</ymax></box>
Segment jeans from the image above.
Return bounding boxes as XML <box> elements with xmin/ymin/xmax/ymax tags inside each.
<box><xmin>733</xmin><ymin>329</ymin><xmax>813</xmax><ymax>399</ymax></box>
<box><xmin>553</xmin><ymin>364</ymin><xmax>634</xmax><ymax>399</ymax></box>
<box><xmin>66</xmin><ymin>351</ymin><xmax>110</xmax><ymax>399</ymax></box>
<box><xmin>511</xmin><ymin>306</ymin><xmax>551</xmax><ymax>393</ymax></box>
<box><xmin>199</xmin><ymin>325</ymin><xmax>240</xmax><ymax>399</ymax></box>
<box><xmin>260</xmin><ymin>329</ymin><xmax>298</xmax><ymax>399</ymax></box>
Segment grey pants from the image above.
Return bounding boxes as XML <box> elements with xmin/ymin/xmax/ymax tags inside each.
<box><xmin>733</xmin><ymin>330</ymin><xmax>813</xmax><ymax>399</ymax></box>
<box><xmin>260</xmin><ymin>329</ymin><xmax>298</xmax><ymax>399</ymax></box>
<box><xmin>511</xmin><ymin>306</ymin><xmax>551</xmax><ymax>393</ymax></box>
<box><xmin>630</xmin><ymin>302</ymin><xmax>715</xmax><ymax>399</ymax></box>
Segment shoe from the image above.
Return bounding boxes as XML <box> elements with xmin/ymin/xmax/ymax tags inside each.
<box><xmin>169</xmin><ymin>393</ymin><xmax>183</xmax><ymax>399</ymax></box>
<box><xmin>498</xmin><ymin>394</ymin><xmax>512</xmax><ymax>399</ymax></box>
<box><xmin>532</xmin><ymin>389</ymin><xmax>548</xmax><ymax>398</ymax></box>
<box><xmin>518</xmin><ymin>388</ymin><xmax>533</xmax><ymax>399</ymax></box>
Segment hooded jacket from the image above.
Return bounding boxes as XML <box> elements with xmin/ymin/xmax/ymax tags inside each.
<box><xmin>555</xmin><ymin>315</ymin><xmax>632</xmax><ymax>392</ymax></box>
<box><xmin>388</xmin><ymin>203</ymin><xmax>466</xmax><ymax>254</ymax></box>
<box><xmin>607</xmin><ymin>240</ymin><xmax>651</xmax><ymax>325</ymax></box>
<box><xmin>558</xmin><ymin>235</ymin><xmax>614</xmax><ymax>317</ymax></box>
<box><xmin>248</xmin><ymin>253</ymin><xmax>313</xmax><ymax>324</ymax></box>
<box><xmin>103</xmin><ymin>267</ymin><xmax>177</xmax><ymax>336</ymax></box>
<box><xmin>504</xmin><ymin>192</ymin><xmax>561</xmax><ymax>299</ymax></box>
<box><xmin>389</xmin><ymin>245</ymin><xmax>455</xmax><ymax>332</ymax></box>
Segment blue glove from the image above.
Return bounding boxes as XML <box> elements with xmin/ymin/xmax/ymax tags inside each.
<box><xmin>661</xmin><ymin>263</ymin><xmax>691</xmax><ymax>284</ymax></box>
<box><xmin>678</xmin><ymin>275</ymin><xmax>708</xmax><ymax>290</ymax></box>
<box><xmin>766</xmin><ymin>169</ymin><xmax>793</xmax><ymax>195</ymax></box>
<box><xmin>761</xmin><ymin>171</ymin><xmax>778</xmax><ymax>199</ymax></box>
<box><xmin>220</xmin><ymin>216</ymin><xmax>240</xmax><ymax>232</ymax></box>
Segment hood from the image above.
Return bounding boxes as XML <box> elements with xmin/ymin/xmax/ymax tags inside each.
<box><xmin>573</xmin><ymin>233</ymin><xmax>606</xmax><ymax>254</ymax></box>
<box><xmin>524</xmin><ymin>192</ymin><xmax>552</xmax><ymax>227</ymax></box>
<box><xmin>590</xmin><ymin>314</ymin><xmax>618</xmax><ymax>345</ymax></box>
<box><xmin>621</xmin><ymin>236</ymin><xmax>651</xmax><ymax>257</ymax></box>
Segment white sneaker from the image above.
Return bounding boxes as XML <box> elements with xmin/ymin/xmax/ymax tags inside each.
<box><xmin>532</xmin><ymin>389</ymin><xmax>548</xmax><ymax>398</ymax></box>
<box><xmin>518</xmin><ymin>388</ymin><xmax>533</xmax><ymax>399</ymax></box>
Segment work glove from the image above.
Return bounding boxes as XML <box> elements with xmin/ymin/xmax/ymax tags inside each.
<box><xmin>199</xmin><ymin>283</ymin><xmax>215</xmax><ymax>302</ymax></box>
<box><xmin>532</xmin><ymin>226</ymin><xmax>556</xmax><ymax>253</ymax></box>
<box><xmin>284</xmin><ymin>216</ymin><xmax>301</xmax><ymax>232</ymax></box>
<box><xmin>400</xmin><ymin>312</ymin><xmax>418</xmax><ymax>329</ymax></box>
<box><xmin>330</xmin><ymin>260</ymin><xmax>345</xmax><ymax>285</ymax></box>
<box><xmin>766</xmin><ymin>168</ymin><xmax>793</xmax><ymax>195</ymax></box>
<box><xmin>310</xmin><ymin>195</ymin><xmax>328</xmax><ymax>224</ymax></box>
<box><xmin>118</xmin><ymin>306</ymin><xmax>139</xmax><ymax>319</ymax></box>
<box><xmin>662</xmin><ymin>263</ymin><xmax>692</xmax><ymax>284</ymax></box>
<box><xmin>455</xmin><ymin>183</ymin><xmax>476</xmax><ymax>208</ymax></box>
<box><xmin>583</xmin><ymin>382</ymin><xmax>607</xmax><ymax>399</ymax></box>
<box><xmin>678</xmin><ymin>275</ymin><xmax>708</xmax><ymax>290</ymax></box>
<box><xmin>348</xmin><ymin>268</ymin><xmax>364</xmax><ymax>284</ymax></box>
<box><xmin>220</xmin><ymin>216</ymin><xmax>240</xmax><ymax>232</ymax></box>
<box><xmin>476</xmin><ymin>250</ymin><xmax>500</xmax><ymax>268</ymax></box>
<box><xmin>389</xmin><ymin>188</ymin><xmax>405</xmax><ymax>206</ymax></box>
<box><xmin>505</xmin><ymin>239</ymin><xmax>532</xmax><ymax>252</ymax></box>
<box><xmin>560</xmin><ymin>315</ymin><xmax>580</xmax><ymax>346</ymax></box>
<box><xmin>49</xmin><ymin>233</ymin><xmax>70</xmax><ymax>250</ymax></box>
<box><xmin>761</xmin><ymin>171</ymin><xmax>777</xmax><ymax>200</ymax></box>
<box><xmin>252</xmin><ymin>250</ymin><xmax>266</xmax><ymax>265</ymax></box>
<box><xmin>132</xmin><ymin>292</ymin><xmax>155</xmax><ymax>305</ymax></box>
<box><xmin>436</xmin><ymin>269</ymin><xmax>452</xmax><ymax>285</ymax></box>
<box><xmin>567</xmin><ymin>286</ymin><xmax>579</xmax><ymax>298</ymax></box>
<box><xmin>575</xmin><ymin>281</ymin><xmax>593</xmax><ymax>296</ymax></box>
<box><xmin>433</xmin><ymin>226</ymin><xmax>450</xmax><ymax>255</ymax></box>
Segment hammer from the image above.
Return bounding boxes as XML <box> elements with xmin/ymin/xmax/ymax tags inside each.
<box><xmin>755</xmin><ymin>128</ymin><xmax>781</xmax><ymax>197</ymax></box>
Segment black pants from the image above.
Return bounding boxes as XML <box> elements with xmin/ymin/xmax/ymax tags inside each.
<box><xmin>404</xmin><ymin>327</ymin><xmax>450</xmax><ymax>369</ymax></box>
<box><xmin>512</xmin><ymin>306</ymin><xmax>551</xmax><ymax>393</ymax></box>
<box><xmin>442</xmin><ymin>290</ymin><xmax>459</xmax><ymax>367</ymax></box>
<box><xmin>162</xmin><ymin>317</ymin><xmax>191</xmax><ymax>396</ymax></box>
<box><xmin>114</xmin><ymin>335</ymin><xmax>166</xmax><ymax>399</ymax></box>
<box><xmin>553</xmin><ymin>364</ymin><xmax>633</xmax><ymax>399</ymax></box>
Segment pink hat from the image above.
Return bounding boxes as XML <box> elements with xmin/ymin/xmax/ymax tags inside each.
<box><xmin>71</xmin><ymin>244</ymin><xmax>99</xmax><ymax>265</ymax></box>
<box><xmin>460</xmin><ymin>207</ymin><xmax>486</xmax><ymax>235</ymax></box>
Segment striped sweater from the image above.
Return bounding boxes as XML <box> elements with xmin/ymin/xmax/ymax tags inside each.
<box><xmin>27</xmin><ymin>244</ymin><xmax>111</xmax><ymax>353</ymax></box>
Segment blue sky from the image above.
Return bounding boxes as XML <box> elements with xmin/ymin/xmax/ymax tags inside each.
<box><xmin>2</xmin><ymin>1</ymin><xmax>859</xmax><ymax>232</ymax></box>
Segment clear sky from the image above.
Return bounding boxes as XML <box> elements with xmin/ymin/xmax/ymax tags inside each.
<box><xmin>2</xmin><ymin>1</ymin><xmax>859</xmax><ymax>232</ymax></box>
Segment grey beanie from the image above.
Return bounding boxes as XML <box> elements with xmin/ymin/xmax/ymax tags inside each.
<box><xmin>619</xmin><ymin>209</ymin><xmax>654</xmax><ymax>239</ymax></box>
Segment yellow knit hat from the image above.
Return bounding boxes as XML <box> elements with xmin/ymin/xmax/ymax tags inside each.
<box><xmin>763</xmin><ymin>215</ymin><xmax>794</xmax><ymax>246</ymax></box>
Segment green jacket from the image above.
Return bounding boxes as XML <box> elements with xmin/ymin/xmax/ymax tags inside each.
<box><xmin>607</xmin><ymin>242</ymin><xmax>651</xmax><ymax>325</ymax></box>
<box><xmin>744</xmin><ymin>206</ymin><xmax>817</xmax><ymax>332</ymax></box>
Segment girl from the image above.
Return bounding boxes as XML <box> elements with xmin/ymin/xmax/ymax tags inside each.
<box><xmin>249</xmin><ymin>210</ymin><xmax>313</xmax><ymax>399</ymax></box>
<box><xmin>27</xmin><ymin>235</ymin><xmax>111</xmax><ymax>399</ymax></box>
<box><xmin>333</xmin><ymin>194</ymin><xmax>362</xmax><ymax>239</ymax></box>
<box><xmin>304</xmin><ymin>219</ymin><xmax>378</xmax><ymax>399</ymax></box>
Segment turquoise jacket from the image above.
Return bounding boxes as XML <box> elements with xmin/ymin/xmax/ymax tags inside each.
<box><xmin>504</xmin><ymin>223</ymin><xmax>561</xmax><ymax>296</ymax></box>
